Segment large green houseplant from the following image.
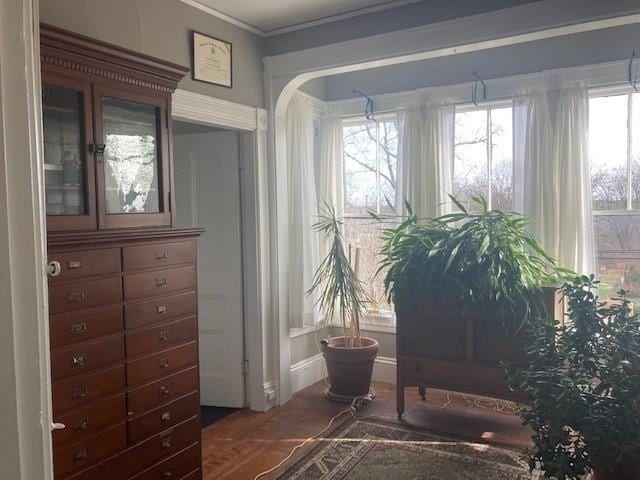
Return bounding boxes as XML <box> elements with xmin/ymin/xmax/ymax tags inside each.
<box><xmin>377</xmin><ymin>196</ymin><xmax>565</xmax><ymax>412</ymax></box>
<box><xmin>379</xmin><ymin>196</ymin><xmax>562</xmax><ymax>331</ymax></box>
<box><xmin>308</xmin><ymin>205</ymin><xmax>379</xmax><ymax>401</ymax></box>
<box><xmin>509</xmin><ymin>277</ymin><xmax>640</xmax><ymax>480</ymax></box>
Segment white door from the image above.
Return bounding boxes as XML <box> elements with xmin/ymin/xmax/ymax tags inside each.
<box><xmin>173</xmin><ymin>126</ymin><xmax>245</xmax><ymax>407</ymax></box>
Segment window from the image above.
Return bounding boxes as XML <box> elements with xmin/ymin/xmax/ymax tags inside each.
<box><xmin>589</xmin><ymin>93</ymin><xmax>640</xmax><ymax>303</ymax></box>
<box><xmin>342</xmin><ymin>117</ymin><xmax>398</xmax><ymax>322</ymax></box>
<box><xmin>453</xmin><ymin>106</ymin><xmax>514</xmax><ymax>211</ymax></box>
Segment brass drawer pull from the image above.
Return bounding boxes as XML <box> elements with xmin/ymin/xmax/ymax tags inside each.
<box><xmin>159</xmin><ymin>385</ymin><xmax>171</xmax><ymax>396</ymax></box>
<box><xmin>74</xmin><ymin>448</ymin><xmax>89</xmax><ymax>461</ymax></box>
<box><xmin>161</xmin><ymin>411</ymin><xmax>171</xmax><ymax>422</ymax></box>
<box><xmin>67</xmin><ymin>260</ymin><xmax>82</xmax><ymax>269</ymax></box>
<box><xmin>157</xmin><ymin>305</ymin><xmax>168</xmax><ymax>314</ymax></box>
<box><xmin>72</xmin><ymin>354</ymin><xmax>86</xmax><ymax>367</ymax></box>
<box><xmin>155</xmin><ymin>251</ymin><xmax>168</xmax><ymax>260</ymax></box>
<box><xmin>158</xmin><ymin>330</ymin><xmax>169</xmax><ymax>342</ymax></box>
<box><xmin>155</xmin><ymin>277</ymin><xmax>168</xmax><ymax>287</ymax></box>
<box><xmin>72</xmin><ymin>385</ymin><xmax>89</xmax><ymax>399</ymax></box>
<box><xmin>70</xmin><ymin>322</ymin><xmax>87</xmax><ymax>335</ymax></box>
<box><xmin>159</xmin><ymin>358</ymin><xmax>170</xmax><ymax>369</ymax></box>
<box><xmin>68</xmin><ymin>291</ymin><xmax>86</xmax><ymax>303</ymax></box>
<box><xmin>73</xmin><ymin>417</ymin><xmax>88</xmax><ymax>431</ymax></box>
<box><xmin>161</xmin><ymin>436</ymin><xmax>171</xmax><ymax>449</ymax></box>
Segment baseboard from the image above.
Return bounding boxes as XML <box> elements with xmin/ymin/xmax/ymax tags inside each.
<box><xmin>290</xmin><ymin>353</ymin><xmax>326</xmax><ymax>394</ymax></box>
<box><xmin>372</xmin><ymin>355</ymin><xmax>397</xmax><ymax>384</ymax></box>
<box><xmin>290</xmin><ymin>354</ymin><xmax>397</xmax><ymax>394</ymax></box>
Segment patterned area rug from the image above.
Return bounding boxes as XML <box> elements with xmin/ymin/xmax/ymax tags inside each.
<box><xmin>275</xmin><ymin>417</ymin><xmax>540</xmax><ymax>480</ymax></box>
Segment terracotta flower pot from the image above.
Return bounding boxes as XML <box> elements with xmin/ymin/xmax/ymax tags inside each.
<box><xmin>592</xmin><ymin>457</ymin><xmax>639</xmax><ymax>480</ymax></box>
<box><xmin>321</xmin><ymin>336</ymin><xmax>379</xmax><ymax>401</ymax></box>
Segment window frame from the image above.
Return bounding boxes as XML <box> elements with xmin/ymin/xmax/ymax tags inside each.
<box><xmin>453</xmin><ymin>99</ymin><xmax>514</xmax><ymax>211</ymax></box>
<box><xmin>589</xmin><ymin>86</ymin><xmax>640</xmax><ymax>217</ymax></box>
<box><xmin>341</xmin><ymin>113</ymin><xmax>399</xmax><ymax>330</ymax></box>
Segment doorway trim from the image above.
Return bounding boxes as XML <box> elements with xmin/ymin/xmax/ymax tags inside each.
<box><xmin>172</xmin><ymin>89</ymin><xmax>275</xmax><ymax>411</ymax></box>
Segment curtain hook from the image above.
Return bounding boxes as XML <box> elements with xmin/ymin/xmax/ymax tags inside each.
<box><xmin>352</xmin><ymin>89</ymin><xmax>375</xmax><ymax>121</ymax></box>
<box><xmin>629</xmin><ymin>50</ymin><xmax>638</xmax><ymax>92</ymax></box>
<box><xmin>472</xmin><ymin>70</ymin><xmax>487</xmax><ymax>107</ymax></box>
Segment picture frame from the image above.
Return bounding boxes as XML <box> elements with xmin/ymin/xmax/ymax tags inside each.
<box><xmin>191</xmin><ymin>31</ymin><xmax>232</xmax><ymax>88</ymax></box>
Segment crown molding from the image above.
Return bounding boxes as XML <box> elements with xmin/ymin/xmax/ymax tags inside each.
<box><xmin>179</xmin><ymin>0</ymin><xmax>422</xmax><ymax>37</ymax></box>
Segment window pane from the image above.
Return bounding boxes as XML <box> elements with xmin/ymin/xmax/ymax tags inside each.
<box><xmin>103</xmin><ymin>97</ymin><xmax>161</xmax><ymax>214</ymax></box>
<box><xmin>590</xmin><ymin>95</ymin><xmax>628</xmax><ymax>211</ymax></box>
<box><xmin>454</xmin><ymin>110</ymin><xmax>488</xmax><ymax>211</ymax></box>
<box><xmin>344</xmin><ymin>217</ymin><xmax>394</xmax><ymax>314</ymax></box>
<box><xmin>490</xmin><ymin>108</ymin><xmax>513</xmax><ymax>211</ymax></box>
<box><xmin>343</xmin><ymin>122</ymin><xmax>377</xmax><ymax>214</ymax></box>
<box><xmin>633</xmin><ymin>93</ymin><xmax>640</xmax><ymax>209</ymax></box>
<box><xmin>42</xmin><ymin>86</ymin><xmax>87</xmax><ymax>216</ymax></box>
<box><xmin>594</xmin><ymin>214</ymin><xmax>640</xmax><ymax>304</ymax></box>
<box><xmin>377</xmin><ymin>120</ymin><xmax>398</xmax><ymax>214</ymax></box>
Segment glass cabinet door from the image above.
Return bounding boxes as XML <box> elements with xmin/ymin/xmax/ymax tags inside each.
<box><xmin>42</xmin><ymin>76</ymin><xmax>96</xmax><ymax>231</ymax></box>
<box><xmin>95</xmin><ymin>87</ymin><xmax>171</xmax><ymax>228</ymax></box>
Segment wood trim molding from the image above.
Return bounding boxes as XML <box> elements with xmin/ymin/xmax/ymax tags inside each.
<box><xmin>47</xmin><ymin>227</ymin><xmax>205</xmax><ymax>248</ymax></box>
<box><xmin>40</xmin><ymin>23</ymin><xmax>189</xmax><ymax>93</ymax></box>
<box><xmin>172</xmin><ymin>89</ymin><xmax>258</xmax><ymax>131</ymax></box>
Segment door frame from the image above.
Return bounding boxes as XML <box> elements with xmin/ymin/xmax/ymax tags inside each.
<box><xmin>0</xmin><ymin>0</ymin><xmax>54</xmax><ymax>478</ymax></box>
<box><xmin>172</xmin><ymin>90</ymin><xmax>276</xmax><ymax>411</ymax></box>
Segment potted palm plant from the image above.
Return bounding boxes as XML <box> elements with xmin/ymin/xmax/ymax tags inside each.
<box><xmin>308</xmin><ymin>206</ymin><xmax>379</xmax><ymax>402</ymax></box>
<box><xmin>509</xmin><ymin>276</ymin><xmax>640</xmax><ymax>480</ymax></box>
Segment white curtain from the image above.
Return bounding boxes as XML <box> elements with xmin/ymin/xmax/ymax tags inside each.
<box><xmin>286</xmin><ymin>94</ymin><xmax>320</xmax><ymax>328</ymax></box>
<box><xmin>397</xmin><ymin>102</ymin><xmax>454</xmax><ymax>219</ymax></box>
<box><xmin>317</xmin><ymin>115</ymin><xmax>344</xmax><ymax>256</ymax></box>
<box><xmin>514</xmin><ymin>84</ymin><xmax>595</xmax><ymax>275</ymax></box>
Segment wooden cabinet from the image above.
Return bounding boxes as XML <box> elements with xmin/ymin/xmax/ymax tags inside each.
<box><xmin>42</xmin><ymin>24</ymin><xmax>203</xmax><ymax>480</ymax></box>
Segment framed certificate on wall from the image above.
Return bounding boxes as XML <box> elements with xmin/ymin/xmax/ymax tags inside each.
<box><xmin>192</xmin><ymin>31</ymin><xmax>232</xmax><ymax>88</ymax></box>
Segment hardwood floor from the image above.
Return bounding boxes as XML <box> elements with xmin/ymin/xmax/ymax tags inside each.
<box><xmin>201</xmin><ymin>381</ymin><xmax>532</xmax><ymax>479</ymax></box>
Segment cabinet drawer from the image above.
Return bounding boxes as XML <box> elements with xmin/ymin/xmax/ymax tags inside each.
<box><xmin>127</xmin><ymin>367</ymin><xmax>198</xmax><ymax>416</ymax></box>
<box><xmin>53</xmin><ymin>394</ymin><xmax>126</xmax><ymax>448</ymax></box>
<box><xmin>123</xmin><ymin>241</ymin><xmax>196</xmax><ymax>272</ymax></box>
<box><xmin>124</xmin><ymin>291</ymin><xmax>196</xmax><ymax>330</ymax></box>
<box><xmin>50</xmin><ymin>307</ymin><xmax>123</xmax><ymax>349</ymax></box>
<box><xmin>127</xmin><ymin>342</ymin><xmax>198</xmax><ymax>387</ymax></box>
<box><xmin>128</xmin><ymin>392</ymin><xmax>199</xmax><ymax>444</ymax></box>
<box><xmin>180</xmin><ymin>469</ymin><xmax>202</xmax><ymax>480</ymax></box>
<box><xmin>125</xmin><ymin>417</ymin><xmax>200</xmax><ymax>476</ymax></box>
<box><xmin>126</xmin><ymin>317</ymin><xmax>197</xmax><ymax>358</ymax></box>
<box><xmin>52</xmin><ymin>335</ymin><xmax>125</xmax><ymax>381</ymax></box>
<box><xmin>124</xmin><ymin>266</ymin><xmax>195</xmax><ymax>301</ymax></box>
<box><xmin>53</xmin><ymin>364</ymin><xmax>125</xmax><ymax>414</ymax></box>
<box><xmin>130</xmin><ymin>444</ymin><xmax>200</xmax><ymax>480</ymax></box>
<box><xmin>54</xmin><ymin>423</ymin><xmax>126</xmax><ymax>478</ymax></box>
<box><xmin>49</xmin><ymin>277</ymin><xmax>122</xmax><ymax>315</ymax></box>
<box><xmin>48</xmin><ymin>248</ymin><xmax>121</xmax><ymax>281</ymax></box>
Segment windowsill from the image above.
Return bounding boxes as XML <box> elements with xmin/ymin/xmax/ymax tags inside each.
<box><xmin>324</xmin><ymin>311</ymin><xmax>397</xmax><ymax>334</ymax></box>
<box><xmin>289</xmin><ymin>325</ymin><xmax>319</xmax><ymax>338</ymax></box>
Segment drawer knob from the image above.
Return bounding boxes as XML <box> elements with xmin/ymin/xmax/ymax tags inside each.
<box><xmin>161</xmin><ymin>436</ymin><xmax>171</xmax><ymax>449</ymax></box>
<box><xmin>74</xmin><ymin>448</ymin><xmax>89</xmax><ymax>461</ymax></box>
<box><xmin>73</xmin><ymin>417</ymin><xmax>89</xmax><ymax>431</ymax></box>
<box><xmin>159</xmin><ymin>358</ymin><xmax>170</xmax><ymax>369</ymax></box>
<box><xmin>162</xmin><ymin>470</ymin><xmax>173</xmax><ymax>478</ymax></box>
<box><xmin>72</xmin><ymin>385</ymin><xmax>89</xmax><ymax>399</ymax></box>
<box><xmin>155</xmin><ymin>251</ymin><xmax>169</xmax><ymax>260</ymax></box>
<box><xmin>158</xmin><ymin>330</ymin><xmax>169</xmax><ymax>342</ymax></box>
<box><xmin>157</xmin><ymin>305</ymin><xmax>169</xmax><ymax>314</ymax></box>
<box><xmin>72</xmin><ymin>354</ymin><xmax>86</xmax><ymax>367</ymax></box>
<box><xmin>67</xmin><ymin>260</ymin><xmax>82</xmax><ymax>269</ymax></box>
<box><xmin>159</xmin><ymin>385</ymin><xmax>171</xmax><ymax>396</ymax></box>
<box><xmin>70</xmin><ymin>322</ymin><xmax>87</xmax><ymax>335</ymax></box>
<box><xmin>68</xmin><ymin>291</ymin><xmax>86</xmax><ymax>303</ymax></box>
<box><xmin>161</xmin><ymin>411</ymin><xmax>171</xmax><ymax>422</ymax></box>
<box><xmin>155</xmin><ymin>277</ymin><xmax>168</xmax><ymax>287</ymax></box>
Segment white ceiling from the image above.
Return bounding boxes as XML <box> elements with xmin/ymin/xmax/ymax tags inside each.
<box><xmin>187</xmin><ymin>0</ymin><xmax>419</xmax><ymax>35</ymax></box>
